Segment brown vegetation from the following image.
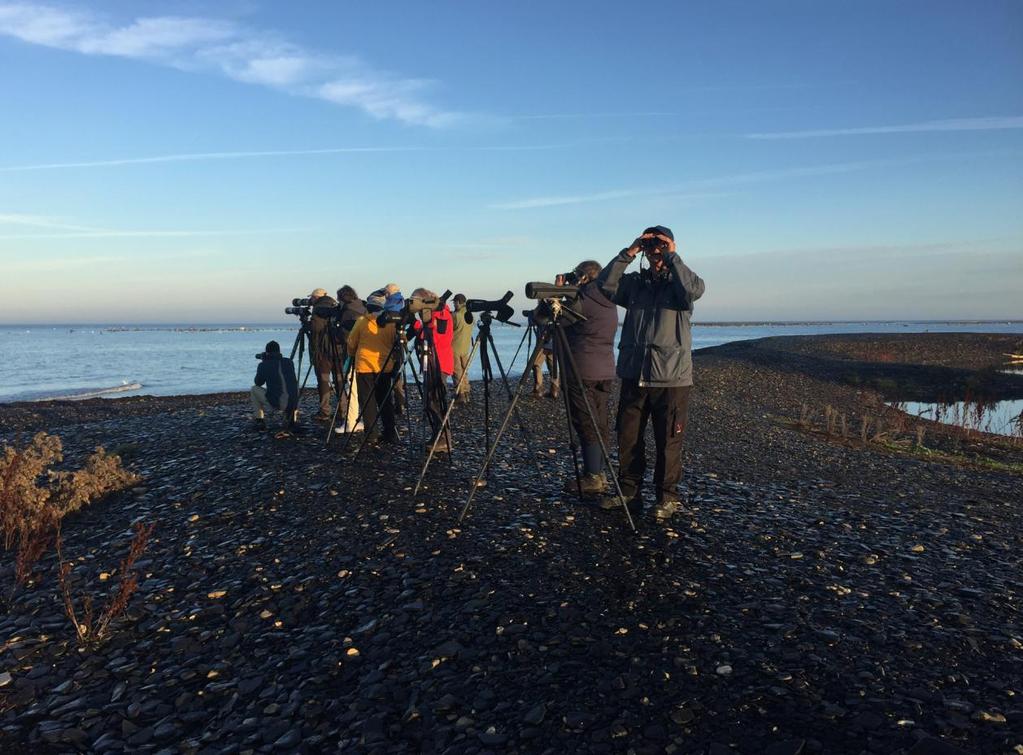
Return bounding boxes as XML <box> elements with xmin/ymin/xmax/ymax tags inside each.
<box><xmin>57</xmin><ymin>521</ymin><xmax>155</xmax><ymax>644</ymax></box>
<box><xmin>0</xmin><ymin>432</ymin><xmax>139</xmax><ymax>603</ymax></box>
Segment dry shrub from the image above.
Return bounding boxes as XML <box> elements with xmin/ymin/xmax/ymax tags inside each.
<box><xmin>57</xmin><ymin>522</ymin><xmax>154</xmax><ymax>644</ymax></box>
<box><xmin>1</xmin><ymin>432</ymin><xmax>137</xmax><ymax>598</ymax></box>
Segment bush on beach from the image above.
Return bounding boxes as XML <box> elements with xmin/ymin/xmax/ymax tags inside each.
<box><xmin>0</xmin><ymin>432</ymin><xmax>146</xmax><ymax>640</ymax></box>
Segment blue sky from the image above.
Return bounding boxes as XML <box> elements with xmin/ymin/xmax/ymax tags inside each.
<box><xmin>1</xmin><ymin>0</ymin><xmax>1021</xmax><ymax>322</ymax></box>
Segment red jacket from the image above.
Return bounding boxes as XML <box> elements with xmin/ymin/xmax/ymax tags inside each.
<box><xmin>412</xmin><ymin>305</ymin><xmax>454</xmax><ymax>376</ymax></box>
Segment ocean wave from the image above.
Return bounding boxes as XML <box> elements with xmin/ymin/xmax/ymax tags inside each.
<box><xmin>8</xmin><ymin>382</ymin><xmax>146</xmax><ymax>403</ymax></box>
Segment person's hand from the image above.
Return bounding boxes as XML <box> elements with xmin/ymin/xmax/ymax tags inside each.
<box><xmin>653</xmin><ymin>233</ymin><xmax>676</xmax><ymax>254</ymax></box>
<box><xmin>625</xmin><ymin>237</ymin><xmax>645</xmax><ymax>258</ymax></box>
<box><xmin>555</xmin><ymin>273</ymin><xmax>565</xmax><ymax>286</ymax></box>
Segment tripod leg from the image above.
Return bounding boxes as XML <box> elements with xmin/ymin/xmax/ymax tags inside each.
<box><xmin>486</xmin><ymin>330</ymin><xmax>547</xmax><ymax>482</ymax></box>
<box><xmin>553</xmin><ymin>333</ymin><xmax>584</xmax><ymax>500</ymax></box>
<box><xmin>554</xmin><ymin>325</ymin><xmax>635</xmax><ymax>532</ymax></box>
<box><xmin>414</xmin><ymin>335</ymin><xmax>482</xmax><ymax>496</ymax></box>
<box><xmin>325</xmin><ymin>361</ymin><xmax>353</xmax><ymax>445</ymax></box>
<box><xmin>340</xmin><ymin>337</ymin><xmax>404</xmax><ymax>457</ymax></box>
<box><xmin>459</xmin><ymin>338</ymin><xmax>546</xmax><ymax>523</ymax></box>
<box><xmin>506</xmin><ymin>320</ymin><xmax>532</xmax><ymax>378</ymax></box>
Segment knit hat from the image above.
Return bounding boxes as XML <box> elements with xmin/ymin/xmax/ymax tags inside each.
<box><xmin>642</xmin><ymin>225</ymin><xmax>674</xmax><ymax>240</ymax></box>
<box><xmin>365</xmin><ymin>289</ymin><xmax>387</xmax><ymax>313</ymax></box>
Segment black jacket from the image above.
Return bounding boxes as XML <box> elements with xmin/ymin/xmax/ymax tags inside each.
<box><xmin>254</xmin><ymin>354</ymin><xmax>299</xmax><ymax>412</ymax></box>
<box><xmin>598</xmin><ymin>250</ymin><xmax>705</xmax><ymax>387</ymax></box>
<box><xmin>337</xmin><ymin>298</ymin><xmax>367</xmax><ymax>340</ymax></box>
<box><xmin>309</xmin><ymin>295</ymin><xmax>339</xmax><ymax>370</ymax></box>
<box><xmin>564</xmin><ymin>280</ymin><xmax>617</xmax><ymax>382</ymax></box>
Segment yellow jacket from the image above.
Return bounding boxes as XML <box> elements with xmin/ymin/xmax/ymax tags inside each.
<box><xmin>346</xmin><ymin>314</ymin><xmax>398</xmax><ymax>373</ymax></box>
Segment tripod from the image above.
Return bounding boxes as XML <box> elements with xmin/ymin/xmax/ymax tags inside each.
<box><xmin>458</xmin><ymin>304</ymin><xmax>635</xmax><ymax>531</ymax></box>
<box><xmin>414</xmin><ymin>311</ymin><xmax>545</xmax><ymax>496</ymax></box>
<box><xmin>338</xmin><ymin>320</ymin><xmax>427</xmax><ymax>462</ymax></box>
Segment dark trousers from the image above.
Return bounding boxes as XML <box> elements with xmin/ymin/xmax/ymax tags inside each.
<box><xmin>616</xmin><ymin>380</ymin><xmax>692</xmax><ymax>502</ymax></box>
<box><xmin>566</xmin><ymin>377</ymin><xmax>612</xmax><ymax>444</ymax></box>
<box><xmin>424</xmin><ymin>370</ymin><xmax>451</xmax><ymax>441</ymax></box>
<box><xmin>355</xmin><ymin>372</ymin><xmax>396</xmax><ymax>439</ymax></box>
<box><xmin>566</xmin><ymin>377</ymin><xmax>613</xmax><ymax>475</ymax></box>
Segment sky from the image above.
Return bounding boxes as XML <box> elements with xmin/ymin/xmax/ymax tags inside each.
<box><xmin>1</xmin><ymin>0</ymin><xmax>1021</xmax><ymax>323</ymax></box>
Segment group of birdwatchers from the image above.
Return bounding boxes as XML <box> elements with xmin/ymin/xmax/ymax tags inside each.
<box><xmin>250</xmin><ymin>226</ymin><xmax>705</xmax><ymax>521</ymax></box>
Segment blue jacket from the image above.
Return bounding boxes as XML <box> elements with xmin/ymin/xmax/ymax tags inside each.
<box><xmin>598</xmin><ymin>250</ymin><xmax>705</xmax><ymax>387</ymax></box>
<box><xmin>254</xmin><ymin>354</ymin><xmax>299</xmax><ymax>412</ymax></box>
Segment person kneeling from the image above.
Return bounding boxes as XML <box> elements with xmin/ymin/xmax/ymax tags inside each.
<box><xmin>251</xmin><ymin>341</ymin><xmax>300</xmax><ymax>433</ymax></box>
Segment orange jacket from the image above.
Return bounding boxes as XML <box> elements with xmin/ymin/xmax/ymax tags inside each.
<box><xmin>346</xmin><ymin>314</ymin><xmax>398</xmax><ymax>373</ymax></box>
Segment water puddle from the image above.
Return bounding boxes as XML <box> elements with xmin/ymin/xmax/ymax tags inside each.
<box><xmin>894</xmin><ymin>399</ymin><xmax>1023</xmax><ymax>438</ymax></box>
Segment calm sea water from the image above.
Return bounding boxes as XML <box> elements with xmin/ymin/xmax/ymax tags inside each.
<box><xmin>1</xmin><ymin>321</ymin><xmax>1022</xmax><ymax>403</ymax></box>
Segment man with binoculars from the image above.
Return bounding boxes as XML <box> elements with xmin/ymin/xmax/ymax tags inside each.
<box><xmin>598</xmin><ymin>226</ymin><xmax>706</xmax><ymax>521</ymax></box>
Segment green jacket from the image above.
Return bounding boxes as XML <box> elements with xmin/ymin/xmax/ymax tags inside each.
<box><xmin>452</xmin><ymin>304</ymin><xmax>473</xmax><ymax>356</ymax></box>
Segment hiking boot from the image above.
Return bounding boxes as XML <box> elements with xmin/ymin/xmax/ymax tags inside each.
<box><xmin>252</xmin><ymin>418</ymin><xmax>267</xmax><ymax>432</ymax></box>
<box><xmin>562</xmin><ymin>473</ymin><xmax>608</xmax><ymax>498</ymax></box>
<box><xmin>597</xmin><ymin>493</ymin><xmax>643</xmax><ymax>517</ymax></box>
<box><xmin>427</xmin><ymin>435</ymin><xmax>451</xmax><ymax>453</ymax></box>
<box><xmin>653</xmin><ymin>497</ymin><xmax>682</xmax><ymax>522</ymax></box>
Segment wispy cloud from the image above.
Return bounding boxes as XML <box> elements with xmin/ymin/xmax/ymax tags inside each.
<box><xmin>0</xmin><ymin>139</ymin><xmax>621</xmax><ymax>172</ymax></box>
<box><xmin>488</xmin><ymin>161</ymin><xmax>882</xmax><ymax>210</ymax></box>
<box><xmin>0</xmin><ymin>146</ymin><xmax>423</xmax><ymax>172</ymax></box>
<box><xmin>488</xmin><ymin>151</ymin><xmax>1020</xmax><ymax>210</ymax></box>
<box><xmin>0</xmin><ymin>213</ymin><xmax>308</xmax><ymax>239</ymax></box>
<box><xmin>0</xmin><ymin>2</ymin><xmax>459</xmax><ymax>126</ymax></box>
<box><xmin>746</xmin><ymin>116</ymin><xmax>1023</xmax><ymax>140</ymax></box>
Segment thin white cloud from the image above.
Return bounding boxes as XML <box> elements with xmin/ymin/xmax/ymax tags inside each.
<box><xmin>0</xmin><ymin>212</ymin><xmax>99</xmax><ymax>230</ymax></box>
<box><xmin>746</xmin><ymin>116</ymin><xmax>1023</xmax><ymax>140</ymax></box>
<box><xmin>0</xmin><ymin>140</ymin><xmax>617</xmax><ymax>172</ymax></box>
<box><xmin>0</xmin><ymin>2</ymin><xmax>458</xmax><ymax>126</ymax></box>
<box><xmin>0</xmin><ymin>146</ymin><xmax>424</xmax><ymax>172</ymax></box>
<box><xmin>4</xmin><ymin>254</ymin><xmax>127</xmax><ymax>272</ymax></box>
<box><xmin>0</xmin><ymin>213</ymin><xmax>309</xmax><ymax>239</ymax></box>
<box><xmin>488</xmin><ymin>151</ymin><xmax>1018</xmax><ymax>210</ymax></box>
<box><xmin>489</xmin><ymin>162</ymin><xmax>878</xmax><ymax>209</ymax></box>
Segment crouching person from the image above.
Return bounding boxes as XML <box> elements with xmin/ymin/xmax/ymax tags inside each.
<box><xmin>251</xmin><ymin>340</ymin><xmax>300</xmax><ymax>432</ymax></box>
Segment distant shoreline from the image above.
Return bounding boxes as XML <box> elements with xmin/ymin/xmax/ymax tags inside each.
<box><xmin>2</xmin><ymin>319</ymin><xmax>1021</xmax><ymax>330</ymax></box>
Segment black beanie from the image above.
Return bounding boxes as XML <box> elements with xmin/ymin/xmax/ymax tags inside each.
<box><xmin>265</xmin><ymin>340</ymin><xmax>281</xmax><ymax>354</ymax></box>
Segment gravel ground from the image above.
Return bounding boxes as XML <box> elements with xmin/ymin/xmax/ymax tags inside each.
<box><xmin>0</xmin><ymin>334</ymin><xmax>1020</xmax><ymax>755</ymax></box>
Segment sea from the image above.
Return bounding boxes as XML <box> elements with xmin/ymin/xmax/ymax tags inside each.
<box><xmin>1</xmin><ymin>321</ymin><xmax>1022</xmax><ymax>404</ymax></box>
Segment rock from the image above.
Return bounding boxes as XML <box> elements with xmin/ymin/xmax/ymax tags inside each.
<box><xmin>523</xmin><ymin>703</ymin><xmax>546</xmax><ymax>725</ymax></box>
<box><xmin>478</xmin><ymin>727</ymin><xmax>507</xmax><ymax>746</ymax></box>
<box><xmin>273</xmin><ymin>729</ymin><xmax>301</xmax><ymax>749</ymax></box>
<box><xmin>971</xmin><ymin>710</ymin><xmax>1006</xmax><ymax>724</ymax></box>
<box><xmin>907</xmin><ymin>737</ymin><xmax>974</xmax><ymax>755</ymax></box>
<box><xmin>716</xmin><ymin>665</ymin><xmax>733</xmax><ymax>675</ymax></box>
<box><xmin>0</xmin><ymin>673</ymin><xmax>11</xmax><ymax>688</ymax></box>
<box><xmin>765</xmin><ymin>740</ymin><xmax>805</xmax><ymax>755</ymax></box>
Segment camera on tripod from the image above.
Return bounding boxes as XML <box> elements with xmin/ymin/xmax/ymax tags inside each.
<box><xmin>375</xmin><ymin>295</ymin><xmax>437</xmax><ymax>326</ymax></box>
<box><xmin>465</xmin><ymin>291</ymin><xmax>515</xmax><ymax>323</ymax></box>
<box><xmin>524</xmin><ymin>282</ymin><xmax>585</xmax><ymax>325</ymax></box>
<box><xmin>285</xmin><ymin>297</ymin><xmax>314</xmax><ymax>317</ymax></box>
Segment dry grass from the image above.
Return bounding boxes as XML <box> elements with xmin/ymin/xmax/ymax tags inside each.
<box><xmin>57</xmin><ymin>522</ymin><xmax>155</xmax><ymax>644</ymax></box>
<box><xmin>1</xmin><ymin>432</ymin><xmax>138</xmax><ymax>602</ymax></box>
